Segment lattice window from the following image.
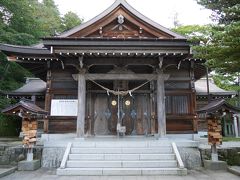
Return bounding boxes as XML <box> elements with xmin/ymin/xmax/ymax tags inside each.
<box><xmin>166</xmin><ymin>95</ymin><xmax>190</xmax><ymax>114</ymax></box>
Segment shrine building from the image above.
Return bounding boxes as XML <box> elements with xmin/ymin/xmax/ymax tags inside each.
<box><xmin>0</xmin><ymin>0</ymin><xmax>206</xmax><ymax>138</ymax></box>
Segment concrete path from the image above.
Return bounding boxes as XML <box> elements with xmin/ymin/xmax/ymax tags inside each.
<box><xmin>1</xmin><ymin>168</ymin><xmax>240</xmax><ymax>180</ymax></box>
<box><xmin>228</xmin><ymin>166</ymin><xmax>240</xmax><ymax>176</ymax></box>
<box><xmin>0</xmin><ymin>166</ymin><xmax>17</xmax><ymax>178</ymax></box>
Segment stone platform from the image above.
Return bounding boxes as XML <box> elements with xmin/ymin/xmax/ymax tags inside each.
<box><xmin>203</xmin><ymin>160</ymin><xmax>227</xmax><ymax>170</ymax></box>
<box><xmin>41</xmin><ymin>134</ymin><xmax>201</xmax><ymax>172</ymax></box>
<box><xmin>18</xmin><ymin>160</ymin><xmax>41</xmax><ymax>171</ymax></box>
<box><xmin>0</xmin><ymin>166</ymin><xmax>16</xmax><ymax>178</ymax></box>
<box><xmin>56</xmin><ymin>139</ymin><xmax>187</xmax><ymax>176</ymax></box>
<box><xmin>228</xmin><ymin>166</ymin><xmax>240</xmax><ymax>176</ymax></box>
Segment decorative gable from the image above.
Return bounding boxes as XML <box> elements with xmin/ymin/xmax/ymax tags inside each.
<box><xmin>60</xmin><ymin>0</ymin><xmax>185</xmax><ymax>39</ymax></box>
<box><xmin>85</xmin><ymin>14</ymin><xmax>159</xmax><ymax>38</ymax></box>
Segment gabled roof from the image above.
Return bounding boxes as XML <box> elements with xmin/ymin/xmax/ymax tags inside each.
<box><xmin>59</xmin><ymin>0</ymin><xmax>185</xmax><ymax>39</ymax></box>
<box><xmin>0</xmin><ymin>44</ymin><xmax>50</xmax><ymax>55</ymax></box>
<box><xmin>2</xmin><ymin>99</ymin><xmax>47</xmax><ymax>115</ymax></box>
<box><xmin>9</xmin><ymin>78</ymin><xmax>46</xmax><ymax>95</ymax></box>
<box><xmin>197</xmin><ymin>99</ymin><xmax>240</xmax><ymax>114</ymax></box>
<box><xmin>195</xmin><ymin>78</ymin><xmax>236</xmax><ymax>96</ymax></box>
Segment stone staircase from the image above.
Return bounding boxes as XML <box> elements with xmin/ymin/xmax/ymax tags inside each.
<box><xmin>57</xmin><ymin>140</ymin><xmax>187</xmax><ymax>176</ymax></box>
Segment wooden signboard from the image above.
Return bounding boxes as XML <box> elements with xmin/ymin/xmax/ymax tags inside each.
<box><xmin>207</xmin><ymin>117</ymin><xmax>222</xmax><ymax>145</ymax></box>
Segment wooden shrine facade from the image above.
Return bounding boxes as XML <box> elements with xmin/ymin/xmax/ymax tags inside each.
<box><xmin>0</xmin><ymin>0</ymin><xmax>206</xmax><ymax>137</ymax></box>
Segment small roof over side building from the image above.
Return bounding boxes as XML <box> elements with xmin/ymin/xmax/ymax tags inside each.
<box><xmin>2</xmin><ymin>99</ymin><xmax>47</xmax><ymax>116</ymax></box>
<box><xmin>9</xmin><ymin>78</ymin><xmax>46</xmax><ymax>96</ymax></box>
<box><xmin>195</xmin><ymin>78</ymin><xmax>236</xmax><ymax>97</ymax></box>
<box><xmin>197</xmin><ymin>99</ymin><xmax>240</xmax><ymax>114</ymax></box>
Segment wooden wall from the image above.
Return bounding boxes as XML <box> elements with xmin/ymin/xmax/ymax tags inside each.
<box><xmin>46</xmin><ymin>65</ymin><xmax>197</xmax><ymax>134</ymax></box>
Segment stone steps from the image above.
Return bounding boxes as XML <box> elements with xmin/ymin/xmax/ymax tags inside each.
<box><xmin>69</xmin><ymin>153</ymin><xmax>176</xmax><ymax>160</ymax></box>
<box><xmin>57</xmin><ymin>167</ymin><xmax>187</xmax><ymax>176</ymax></box>
<box><xmin>71</xmin><ymin>147</ymin><xmax>173</xmax><ymax>154</ymax></box>
<box><xmin>72</xmin><ymin>142</ymin><xmax>172</xmax><ymax>148</ymax></box>
<box><xmin>57</xmin><ymin>140</ymin><xmax>187</xmax><ymax>176</ymax></box>
<box><xmin>66</xmin><ymin>160</ymin><xmax>177</xmax><ymax>168</ymax></box>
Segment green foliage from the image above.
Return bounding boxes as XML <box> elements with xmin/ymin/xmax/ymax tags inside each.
<box><xmin>196</xmin><ymin>0</ymin><xmax>240</xmax><ymax>24</ymax></box>
<box><xmin>0</xmin><ymin>0</ymin><xmax>82</xmax><ymax>41</ymax></box>
<box><xmin>173</xmin><ymin>1</ymin><xmax>240</xmax><ymax>101</ymax></box>
<box><xmin>0</xmin><ymin>53</ymin><xmax>31</xmax><ymax>91</ymax></box>
<box><xmin>212</xmin><ymin>74</ymin><xmax>240</xmax><ymax>91</ymax></box>
<box><xmin>196</xmin><ymin>0</ymin><xmax>240</xmax><ymax>74</ymax></box>
<box><xmin>0</xmin><ymin>0</ymin><xmax>83</xmax><ymax>136</ymax></box>
<box><xmin>35</xmin><ymin>0</ymin><xmax>62</xmax><ymax>36</ymax></box>
<box><xmin>61</xmin><ymin>11</ymin><xmax>83</xmax><ymax>32</ymax></box>
<box><xmin>0</xmin><ymin>96</ymin><xmax>21</xmax><ymax>137</ymax></box>
<box><xmin>172</xmin><ymin>25</ymin><xmax>214</xmax><ymax>59</ymax></box>
<box><xmin>173</xmin><ymin>25</ymin><xmax>212</xmax><ymax>45</ymax></box>
<box><xmin>0</xmin><ymin>114</ymin><xmax>21</xmax><ymax>136</ymax></box>
<box><xmin>223</xmin><ymin>137</ymin><xmax>240</xmax><ymax>142</ymax></box>
<box><xmin>0</xmin><ymin>0</ymin><xmax>83</xmax><ymax>93</ymax></box>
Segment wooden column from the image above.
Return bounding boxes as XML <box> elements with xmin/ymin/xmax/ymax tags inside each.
<box><xmin>233</xmin><ymin>115</ymin><xmax>239</xmax><ymax>137</ymax></box>
<box><xmin>44</xmin><ymin>66</ymin><xmax>51</xmax><ymax>133</ymax></box>
<box><xmin>238</xmin><ymin>115</ymin><xmax>240</xmax><ymax>135</ymax></box>
<box><xmin>77</xmin><ymin>72</ymin><xmax>86</xmax><ymax>138</ymax></box>
<box><xmin>157</xmin><ymin>71</ymin><xmax>166</xmax><ymax>138</ymax></box>
<box><xmin>150</xmin><ymin>81</ymin><xmax>156</xmax><ymax>134</ymax></box>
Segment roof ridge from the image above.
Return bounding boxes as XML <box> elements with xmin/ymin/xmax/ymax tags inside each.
<box><xmin>58</xmin><ymin>0</ymin><xmax>186</xmax><ymax>39</ymax></box>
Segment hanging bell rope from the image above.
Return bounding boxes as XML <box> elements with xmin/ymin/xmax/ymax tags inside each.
<box><xmin>87</xmin><ymin>78</ymin><xmax>154</xmax><ymax>96</ymax></box>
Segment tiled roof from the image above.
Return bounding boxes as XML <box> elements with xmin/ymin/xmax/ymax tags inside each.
<box><xmin>10</xmin><ymin>78</ymin><xmax>46</xmax><ymax>95</ymax></box>
<box><xmin>1</xmin><ymin>99</ymin><xmax>47</xmax><ymax>115</ymax></box>
<box><xmin>195</xmin><ymin>78</ymin><xmax>236</xmax><ymax>96</ymax></box>
<box><xmin>197</xmin><ymin>99</ymin><xmax>240</xmax><ymax>114</ymax></box>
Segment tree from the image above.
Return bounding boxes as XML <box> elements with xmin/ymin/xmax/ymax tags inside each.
<box><xmin>36</xmin><ymin>0</ymin><xmax>62</xmax><ymax>36</ymax></box>
<box><xmin>177</xmin><ymin>1</ymin><xmax>240</xmax><ymax>106</ymax></box>
<box><xmin>172</xmin><ymin>25</ymin><xmax>214</xmax><ymax>59</ymax></box>
<box><xmin>196</xmin><ymin>0</ymin><xmax>240</xmax><ymax>24</ymax></box>
<box><xmin>173</xmin><ymin>24</ymin><xmax>240</xmax><ymax>93</ymax></box>
<box><xmin>0</xmin><ymin>0</ymin><xmax>83</xmax><ymax>92</ymax></box>
<box><xmin>196</xmin><ymin>0</ymin><xmax>240</xmax><ymax>74</ymax></box>
<box><xmin>0</xmin><ymin>0</ymin><xmax>83</xmax><ymax>136</ymax></box>
<box><xmin>61</xmin><ymin>11</ymin><xmax>83</xmax><ymax>32</ymax></box>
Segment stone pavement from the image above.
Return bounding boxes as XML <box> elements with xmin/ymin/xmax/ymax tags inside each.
<box><xmin>1</xmin><ymin>168</ymin><xmax>240</xmax><ymax>180</ymax></box>
<box><xmin>228</xmin><ymin>166</ymin><xmax>240</xmax><ymax>176</ymax></box>
<box><xmin>0</xmin><ymin>166</ymin><xmax>17</xmax><ymax>178</ymax></box>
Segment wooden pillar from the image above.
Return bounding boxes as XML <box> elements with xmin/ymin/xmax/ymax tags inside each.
<box><xmin>233</xmin><ymin>115</ymin><xmax>239</xmax><ymax>137</ymax></box>
<box><xmin>77</xmin><ymin>72</ymin><xmax>86</xmax><ymax>138</ymax></box>
<box><xmin>157</xmin><ymin>71</ymin><xmax>166</xmax><ymax>138</ymax></box>
<box><xmin>44</xmin><ymin>66</ymin><xmax>51</xmax><ymax>133</ymax></box>
<box><xmin>190</xmin><ymin>61</ymin><xmax>197</xmax><ymax>132</ymax></box>
<box><xmin>150</xmin><ymin>81</ymin><xmax>155</xmax><ymax>134</ymax></box>
<box><xmin>238</xmin><ymin>114</ymin><xmax>240</xmax><ymax>135</ymax></box>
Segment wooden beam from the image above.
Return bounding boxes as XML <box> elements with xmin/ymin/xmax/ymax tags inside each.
<box><xmin>73</xmin><ymin>73</ymin><xmax>169</xmax><ymax>81</ymax></box>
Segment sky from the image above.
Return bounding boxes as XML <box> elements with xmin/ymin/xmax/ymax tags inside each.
<box><xmin>53</xmin><ymin>0</ymin><xmax>213</xmax><ymax>28</ymax></box>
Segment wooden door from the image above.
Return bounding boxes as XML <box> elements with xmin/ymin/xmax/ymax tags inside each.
<box><xmin>91</xmin><ymin>93</ymin><xmax>151</xmax><ymax>136</ymax></box>
<box><xmin>93</xmin><ymin>94</ymin><xmax>110</xmax><ymax>135</ymax></box>
<box><xmin>135</xmin><ymin>94</ymin><xmax>150</xmax><ymax>135</ymax></box>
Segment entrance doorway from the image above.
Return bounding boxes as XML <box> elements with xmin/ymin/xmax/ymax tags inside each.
<box><xmin>90</xmin><ymin>93</ymin><xmax>151</xmax><ymax>136</ymax></box>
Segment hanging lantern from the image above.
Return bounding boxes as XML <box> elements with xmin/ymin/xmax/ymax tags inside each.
<box><xmin>125</xmin><ymin>100</ymin><xmax>131</xmax><ymax>106</ymax></box>
<box><xmin>111</xmin><ymin>100</ymin><xmax>117</xmax><ymax>106</ymax></box>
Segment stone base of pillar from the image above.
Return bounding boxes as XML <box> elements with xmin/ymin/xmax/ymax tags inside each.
<box><xmin>203</xmin><ymin>160</ymin><xmax>227</xmax><ymax>170</ymax></box>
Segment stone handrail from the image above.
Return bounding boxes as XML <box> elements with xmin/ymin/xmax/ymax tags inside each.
<box><xmin>172</xmin><ymin>142</ymin><xmax>184</xmax><ymax>169</ymax></box>
<box><xmin>59</xmin><ymin>142</ymin><xmax>72</xmax><ymax>169</ymax></box>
